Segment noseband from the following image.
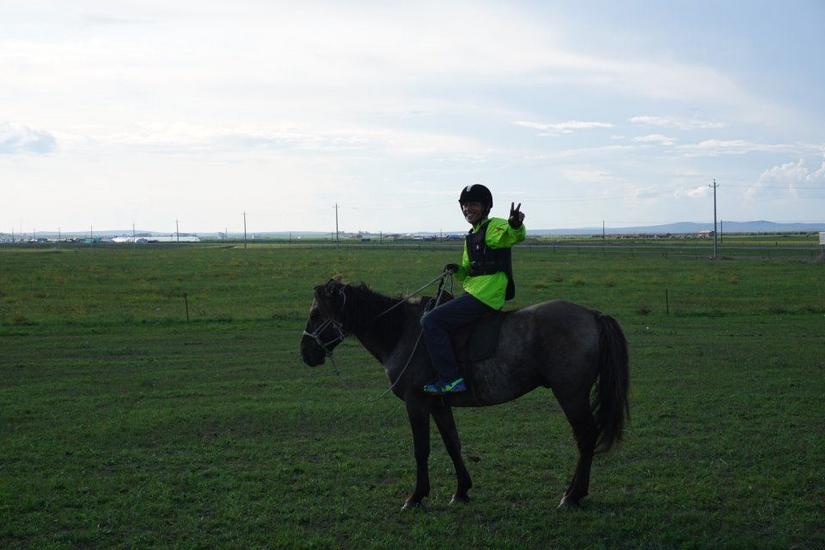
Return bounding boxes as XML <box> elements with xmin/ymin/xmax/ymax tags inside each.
<box><xmin>303</xmin><ymin>318</ymin><xmax>346</xmax><ymax>356</ymax></box>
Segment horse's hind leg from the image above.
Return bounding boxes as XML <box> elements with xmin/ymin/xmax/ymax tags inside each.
<box><xmin>553</xmin><ymin>388</ymin><xmax>597</xmax><ymax>508</ymax></box>
<box><xmin>432</xmin><ymin>403</ymin><xmax>473</xmax><ymax>504</ymax></box>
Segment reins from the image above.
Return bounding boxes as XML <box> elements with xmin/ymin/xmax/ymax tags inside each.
<box><xmin>369</xmin><ymin>272</ymin><xmax>450</xmax><ymax>401</ymax></box>
<box><xmin>305</xmin><ymin>271</ymin><xmax>452</xmax><ymax>396</ymax></box>
<box><xmin>371</xmin><ymin>271</ymin><xmax>451</xmax><ymax>322</ymax></box>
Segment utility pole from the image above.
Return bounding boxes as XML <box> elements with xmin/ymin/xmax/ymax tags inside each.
<box><xmin>335</xmin><ymin>203</ymin><xmax>340</xmax><ymax>246</ymax></box>
<box><xmin>58</xmin><ymin>227</ymin><xmax>61</xmax><ymax>241</ymax></box>
<box><xmin>602</xmin><ymin>220</ymin><xmax>606</xmax><ymax>241</ymax></box>
<box><xmin>709</xmin><ymin>179</ymin><xmax>719</xmax><ymax>259</ymax></box>
<box><xmin>132</xmin><ymin>222</ymin><xmax>136</xmax><ymax>239</ymax></box>
<box><xmin>243</xmin><ymin>212</ymin><xmax>248</xmax><ymax>249</ymax></box>
<box><xmin>176</xmin><ymin>219</ymin><xmax>180</xmax><ymax>242</ymax></box>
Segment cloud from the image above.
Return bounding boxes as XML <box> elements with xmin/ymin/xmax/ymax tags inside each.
<box><xmin>677</xmin><ymin>139</ymin><xmax>807</xmax><ymax>157</ymax></box>
<box><xmin>629</xmin><ymin>115</ymin><xmax>725</xmax><ymax>130</ymax></box>
<box><xmin>560</xmin><ymin>168</ymin><xmax>618</xmax><ymax>185</ymax></box>
<box><xmin>0</xmin><ymin>122</ymin><xmax>57</xmax><ymax>154</ymax></box>
<box><xmin>748</xmin><ymin>158</ymin><xmax>825</xmax><ymax>200</ymax></box>
<box><xmin>74</xmin><ymin>121</ymin><xmax>486</xmax><ymax>158</ymax></box>
<box><xmin>673</xmin><ymin>186</ymin><xmax>710</xmax><ymax>198</ymax></box>
<box><xmin>514</xmin><ymin>120</ymin><xmax>614</xmax><ymax>135</ymax></box>
<box><xmin>634</xmin><ymin>134</ymin><xmax>676</xmax><ymax>146</ymax></box>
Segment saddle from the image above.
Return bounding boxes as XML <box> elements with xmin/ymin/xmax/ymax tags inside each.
<box><xmin>451</xmin><ymin>310</ymin><xmax>507</xmax><ymax>366</ymax></box>
<box><xmin>421</xmin><ymin>294</ymin><xmax>507</xmax><ymax>366</ymax></box>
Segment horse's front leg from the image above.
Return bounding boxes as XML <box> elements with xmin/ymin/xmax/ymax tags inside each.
<box><xmin>432</xmin><ymin>403</ymin><xmax>472</xmax><ymax>504</ymax></box>
<box><xmin>402</xmin><ymin>394</ymin><xmax>432</xmax><ymax>510</ymax></box>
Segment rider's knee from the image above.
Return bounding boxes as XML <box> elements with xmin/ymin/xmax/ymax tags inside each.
<box><xmin>420</xmin><ymin>311</ymin><xmax>431</xmax><ymax>329</ymax></box>
<box><xmin>421</xmin><ymin>309</ymin><xmax>443</xmax><ymax>331</ymax></box>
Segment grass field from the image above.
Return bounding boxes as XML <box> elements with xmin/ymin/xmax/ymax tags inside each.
<box><xmin>1</xmin><ymin>243</ymin><xmax>824</xmax><ymax>548</ymax></box>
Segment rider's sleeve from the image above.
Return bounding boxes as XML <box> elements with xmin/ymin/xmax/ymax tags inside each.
<box><xmin>486</xmin><ymin>218</ymin><xmax>526</xmax><ymax>249</ymax></box>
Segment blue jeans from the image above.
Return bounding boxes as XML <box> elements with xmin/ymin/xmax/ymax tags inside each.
<box><xmin>420</xmin><ymin>293</ymin><xmax>493</xmax><ymax>384</ymax></box>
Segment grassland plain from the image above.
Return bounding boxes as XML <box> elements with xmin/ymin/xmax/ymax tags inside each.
<box><xmin>0</xmin><ymin>243</ymin><xmax>823</xmax><ymax>548</ymax></box>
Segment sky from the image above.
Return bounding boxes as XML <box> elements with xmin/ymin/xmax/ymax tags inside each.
<box><xmin>2</xmin><ymin>0</ymin><xmax>825</xmax><ymax>234</ymax></box>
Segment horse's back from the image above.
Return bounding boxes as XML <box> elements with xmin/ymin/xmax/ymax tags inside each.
<box><xmin>448</xmin><ymin>299</ymin><xmax>602</xmax><ymax>406</ymax></box>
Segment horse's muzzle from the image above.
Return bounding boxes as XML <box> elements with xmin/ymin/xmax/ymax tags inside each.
<box><xmin>300</xmin><ymin>336</ymin><xmax>327</xmax><ymax>367</ymax></box>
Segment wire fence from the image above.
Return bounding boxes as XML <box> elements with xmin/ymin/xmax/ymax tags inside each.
<box><xmin>2</xmin><ymin>236</ymin><xmax>823</xmax><ymax>261</ymax></box>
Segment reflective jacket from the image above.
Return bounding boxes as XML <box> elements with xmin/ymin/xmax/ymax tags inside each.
<box><xmin>453</xmin><ymin>217</ymin><xmax>526</xmax><ymax>310</ymax></box>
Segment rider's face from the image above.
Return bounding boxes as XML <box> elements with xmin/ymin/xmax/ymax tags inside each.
<box><xmin>461</xmin><ymin>201</ymin><xmax>485</xmax><ymax>225</ymax></box>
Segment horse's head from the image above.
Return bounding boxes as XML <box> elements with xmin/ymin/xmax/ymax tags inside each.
<box><xmin>300</xmin><ymin>276</ymin><xmax>349</xmax><ymax>366</ymax></box>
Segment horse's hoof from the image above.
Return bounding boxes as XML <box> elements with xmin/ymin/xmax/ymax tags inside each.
<box><xmin>401</xmin><ymin>500</ymin><xmax>428</xmax><ymax>512</ymax></box>
<box><xmin>449</xmin><ymin>494</ymin><xmax>470</xmax><ymax>505</ymax></box>
<box><xmin>557</xmin><ymin>495</ymin><xmax>580</xmax><ymax>509</ymax></box>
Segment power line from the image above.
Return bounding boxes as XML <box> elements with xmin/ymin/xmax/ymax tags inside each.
<box><xmin>710</xmin><ymin>179</ymin><xmax>719</xmax><ymax>259</ymax></box>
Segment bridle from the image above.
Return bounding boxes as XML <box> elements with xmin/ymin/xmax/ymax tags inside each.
<box><xmin>302</xmin><ymin>318</ymin><xmax>346</xmax><ymax>357</ymax></box>
<box><xmin>302</xmin><ymin>272</ymin><xmax>452</xmax><ymax>396</ymax></box>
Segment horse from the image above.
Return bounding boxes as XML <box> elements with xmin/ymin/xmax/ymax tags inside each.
<box><xmin>300</xmin><ymin>276</ymin><xmax>629</xmax><ymax>510</ymax></box>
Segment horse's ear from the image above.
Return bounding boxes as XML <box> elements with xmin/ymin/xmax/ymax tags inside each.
<box><xmin>332</xmin><ymin>274</ymin><xmax>343</xmax><ymax>283</ymax></box>
<box><xmin>324</xmin><ymin>278</ymin><xmax>340</xmax><ymax>296</ymax></box>
<box><xmin>313</xmin><ymin>283</ymin><xmax>325</xmax><ymax>297</ymax></box>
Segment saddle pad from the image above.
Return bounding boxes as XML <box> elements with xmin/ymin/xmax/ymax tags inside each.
<box><xmin>453</xmin><ymin>310</ymin><xmax>507</xmax><ymax>364</ymax></box>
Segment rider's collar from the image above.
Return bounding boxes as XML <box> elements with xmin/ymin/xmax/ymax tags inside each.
<box><xmin>472</xmin><ymin>216</ymin><xmax>490</xmax><ymax>232</ymax></box>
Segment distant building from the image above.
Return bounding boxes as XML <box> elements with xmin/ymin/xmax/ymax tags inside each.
<box><xmin>112</xmin><ymin>235</ymin><xmax>201</xmax><ymax>243</ymax></box>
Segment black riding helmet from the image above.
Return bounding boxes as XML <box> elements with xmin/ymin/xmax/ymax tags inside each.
<box><xmin>458</xmin><ymin>184</ymin><xmax>493</xmax><ymax>208</ymax></box>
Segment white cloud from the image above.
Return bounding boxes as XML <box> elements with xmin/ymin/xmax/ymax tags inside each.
<box><xmin>634</xmin><ymin>134</ymin><xmax>676</xmax><ymax>146</ymax></box>
<box><xmin>0</xmin><ymin>122</ymin><xmax>57</xmax><ymax>154</ymax></box>
<box><xmin>673</xmin><ymin>186</ymin><xmax>710</xmax><ymax>198</ymax></box>
<box><xmin>748</xmin><ymin>158</ymin><xmax>825</xmax><ymax>200</ymax></box>
<box><xmin>676</xmin><ymin>139</ymin><xmax>814</xmax><ymax>157</ymax></box>
<box><xmin>54</xmin><ymin>121</ymin><xmax>487</xmax><ymax>158</ymax></box>
<box><xmin>629</xmin><ymin>115</ymin><xmax>725</xmax><ymax>130</ymax></box>
<box><xmin>560</xmin><ymin>168</ymin><xmax>618</xmax><ymax>185</ymax></box>
<box><xmin>514</xmin><ymin>120</ymin><xmax>614</xmax><ymax>135</ymax></box>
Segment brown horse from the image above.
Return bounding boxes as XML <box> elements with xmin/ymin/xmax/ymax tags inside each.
<box><xmin>301</xmin><ymin>277</ymin><xmax>629</xmax><ymax>509</ymax></box>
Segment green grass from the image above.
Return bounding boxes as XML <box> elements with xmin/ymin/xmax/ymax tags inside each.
<box><xmin>1</xmin><ymin>245</ymin><xmax>824</xmax><ymax>548</ymax></box>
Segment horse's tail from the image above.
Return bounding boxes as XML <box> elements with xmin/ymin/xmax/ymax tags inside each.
<box><xmin>592</xmin><ymin>313</ymin><xmax>630</xmax><ymax>453</ymax></box>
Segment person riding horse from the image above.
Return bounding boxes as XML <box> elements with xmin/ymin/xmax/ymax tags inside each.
<box><xmin>421</xmin><ymin>184</ymin><xmax>526</xmax><ymax>394</ymax></box>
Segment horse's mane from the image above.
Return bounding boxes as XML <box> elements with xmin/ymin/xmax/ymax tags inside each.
<box><xmin>342</xmin><ymin>283</ymin><xmax>412</xmax><ymax>340</ymax></box>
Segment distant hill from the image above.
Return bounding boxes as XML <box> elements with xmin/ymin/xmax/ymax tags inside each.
<box><xmin>529</xmin><ymin>221</ymin><xmax>825</xmax><ymax>236</ymax></box>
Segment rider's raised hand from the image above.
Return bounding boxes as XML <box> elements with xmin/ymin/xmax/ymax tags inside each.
<box><xmin>508</xmin><ymin>202</ymin><xmax>525</xmax><ymax>229</ymax></box>
<box><xmin>443</xmin><ymin>263</ymin><xmax>460</xmax><ymax>274</ymax></box>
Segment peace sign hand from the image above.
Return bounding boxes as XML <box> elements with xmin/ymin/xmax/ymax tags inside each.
<box><xmin>508</xmin><ymin>202</ymin><xmax>525</xmax><ymax>229</ymax></box>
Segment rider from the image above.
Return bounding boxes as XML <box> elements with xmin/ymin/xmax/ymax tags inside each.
<box><xmin>422</xmin><ymin>184</ymin><xmax>526</xmax><ymax>394</ymax></box>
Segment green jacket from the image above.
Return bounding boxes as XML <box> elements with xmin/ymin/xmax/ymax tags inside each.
<box><xmin>454</xmin><ymin>217</ymin><xmax>526</xmax><ymax>309</ymax></box>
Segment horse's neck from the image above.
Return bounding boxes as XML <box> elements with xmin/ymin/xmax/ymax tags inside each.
<box><xmin>355</xmin><ymin>331</ymin><xmax>397</xmax><ymax>365</ymax></box>
<box><xmin>348</xmin><ymin>291</ymin><xmax>410</xmax><ymax>364</ymax></box>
